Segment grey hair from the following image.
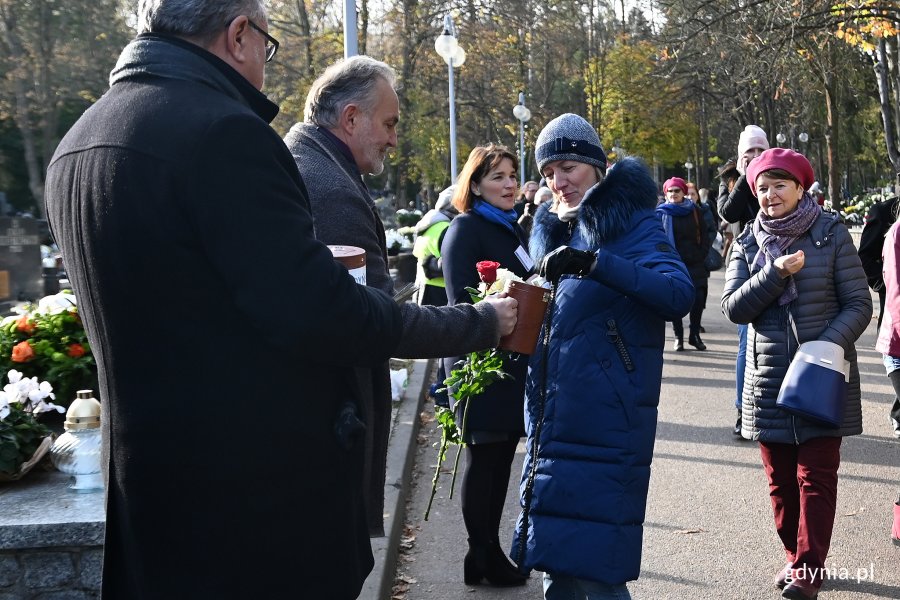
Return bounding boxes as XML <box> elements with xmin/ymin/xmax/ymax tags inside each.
<box><xmin>137</xmin><ymin>0</ymin><xmax>267</xmax><ymax>45</ymax></box>
<box><xmin>304</xmin><ymin>56</ymin><xmax>398</xmax><ymax>128</ymax></box>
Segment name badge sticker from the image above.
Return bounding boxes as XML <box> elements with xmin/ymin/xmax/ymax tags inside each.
<box><xmin>515</xmin><ymin>245</ymin><xmax>535</xmax><ymax>271</ymax></box>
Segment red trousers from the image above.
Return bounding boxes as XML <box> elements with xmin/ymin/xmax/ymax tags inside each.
<box><xmin>759</xmin><ymin>437</ymin><xmax>842</xmax><ymax>585</ymax></box>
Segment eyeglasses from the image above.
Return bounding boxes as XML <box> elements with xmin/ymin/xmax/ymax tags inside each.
<box><xmin>246</xmin><ymin>18</ymin><xmax>279</xmax><ymax>62</ymax></box>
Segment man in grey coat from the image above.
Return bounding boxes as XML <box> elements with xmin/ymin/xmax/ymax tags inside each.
<box><xmin>284</xmin><ymin>56</ymin><xmax>497</xmax><ymax>536</ymax></box>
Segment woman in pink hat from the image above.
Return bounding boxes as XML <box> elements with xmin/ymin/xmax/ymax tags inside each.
<box><xmin>722</xmin><ymin>148</ymin><xmax>872</xmax><ymax>600</ymax></box>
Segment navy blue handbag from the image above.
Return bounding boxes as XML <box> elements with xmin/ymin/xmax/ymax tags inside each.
<box><xmin>776</xmin><ymin>339</ymin><xmax>849</xmax><ymax>429</ymax></box>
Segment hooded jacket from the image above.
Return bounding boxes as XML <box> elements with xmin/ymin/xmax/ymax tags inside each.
<box><xmin>511</xmin><ymin>158</ymin><xmax>694</xmax><ymax>584</ymax></box>
<box><xmin>722</xmin><ymin>209</ymin><xmax>871</xmax><ymax>443</ymax></box>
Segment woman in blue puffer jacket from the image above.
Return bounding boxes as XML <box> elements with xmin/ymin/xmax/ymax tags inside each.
<box><xmin>509</xmin><ymin>113</ymin><xmax>695</xmax><ymax>600</ymax></box>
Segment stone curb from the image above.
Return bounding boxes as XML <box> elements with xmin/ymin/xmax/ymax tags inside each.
<box><xmin>359</xmin><ymin>358</ymin><xmax>432</xmax><ymax>600</ymax></box>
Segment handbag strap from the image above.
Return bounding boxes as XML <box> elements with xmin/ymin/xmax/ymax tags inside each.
<box><xmin>788</xmin><ymin>310</ymin><xmax>799</xmax><ymax>345</ymax></box>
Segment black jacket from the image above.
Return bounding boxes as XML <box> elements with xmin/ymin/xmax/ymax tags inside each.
<box><xmin>45</xmin><ymin>34</ymin><xmax>403</xmax><ymax>599</ymax></box>
<box><xmin>717</xmin><ymin>174</ymin><xmax>760</xmax><ymax>229</ymax></box>
<box><xmin>858</xmin><ymin>195</ymin><xmax>900</xmax><ymax>291</ymax></box>
<box><xmin>441</xmin><ymin>210</ymin><xmax>532</xmax><ymax>437</ymax></box>
<box><xmin>670</xmin><ymin>206</ymin><xmax>711</xmax><ymax>282</ymax></box>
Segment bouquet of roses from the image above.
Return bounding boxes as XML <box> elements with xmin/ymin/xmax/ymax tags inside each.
<box><xmin>0</xmin><ymin>369</ymin><xmax>64</xmax><ymax>477</ymax></box>
<box><xmin>0</xmin><ymin>292</ymin><xmax>97</xmax><ymax>409</ymax></box>
<box><xmin>424</xmin><ymin>261</ymin><xmax>520</xmax><ymax>520</ymax></box>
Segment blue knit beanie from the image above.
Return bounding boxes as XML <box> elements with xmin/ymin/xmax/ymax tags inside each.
<box><xmin>534</xmin><ymin>113</ymin><xmax>607</xmax><ymax>174</ymax></box>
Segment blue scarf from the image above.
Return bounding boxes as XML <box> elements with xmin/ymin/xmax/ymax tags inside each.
<box><xmin>471</xmin><ymin>199</ymin><xmax>518</xmax><ymax>233</ymax></box>
<box><xmin>655</xmin><ymin>201</ymin><xmax>696</xmax><ymax>247</ymax></box>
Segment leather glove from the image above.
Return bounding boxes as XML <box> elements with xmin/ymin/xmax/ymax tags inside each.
<box><xmin>540</xmin><ymin>246</ymin><xmax>596</xmax><ymax>284</ymax></box>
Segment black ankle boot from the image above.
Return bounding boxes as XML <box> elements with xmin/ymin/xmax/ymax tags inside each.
<box><xmin>688</xmin><ymin>332</ymin><xmax>707</xmax><ymax>350</ymax></box>
<box><xmin>489</xmin><ymin>539</ymin><xmax>528</xmax><ymax>581</ymax></box>
<box><xmin>463</xmin><ymin>541</ymin><xmax>526</xmax><ymax>586</ymax></box>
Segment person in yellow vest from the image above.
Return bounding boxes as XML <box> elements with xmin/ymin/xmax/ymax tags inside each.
<box><xmin>409</xmin><ymin>185</ymin><xmax>458</xmax><ymax>307</ymax></box>
<box><xmin>407</xmin><ymin>185</ymin><xmax>458</xmax><ymax>407</ymax></box>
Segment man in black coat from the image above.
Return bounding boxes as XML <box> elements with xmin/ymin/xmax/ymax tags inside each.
<box><xmin>43</xmin><ymin>2</ymin><xmax>516</xmax><ymax>598</ymax></box>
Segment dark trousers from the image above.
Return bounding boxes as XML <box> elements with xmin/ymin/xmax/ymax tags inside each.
<box><xmin>888</xmin><ymin>371</ymin><xmax>900</xmax><ymax>423</ymax></box>
<box><xmin>759</xmin><ymin>437</ymin><xmax>842</xmax><ymax>585</ymax></box>
<box><xmin>461</xmin><ymin>439</ymin><xmax>519</xmax><ymax>545</ymax></box>
<box><xmin>672</xmin><ymin>280</ymin><xmax>708</xmax><ymax>337</ymax></box>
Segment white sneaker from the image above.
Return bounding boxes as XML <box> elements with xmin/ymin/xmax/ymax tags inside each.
<box><xmin>892</xmin><ymin>417</ymin><xmax>900</xmax><ymax>439</ymax></box>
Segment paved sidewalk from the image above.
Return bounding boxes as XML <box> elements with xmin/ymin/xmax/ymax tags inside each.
<box><xmin>360</xmin><ymin>358</ymin><xmax>432</xmax><ymax>600</ymax></box>
<box><xmin>390</xmin><ymin>269</ymin><xmax>900</xmax><ymax>599</ymax></box>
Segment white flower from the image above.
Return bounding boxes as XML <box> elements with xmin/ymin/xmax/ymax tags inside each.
<box><xmin>0</xmin><ymin>370</ymin><xmax>64</xmax><ymax>417</ymax></box>
<box><xmin>36</xmin><ymin>292</ymin><xmax>77</xmax><ymax>315</ymax></box>
<box><xmin>483</xmin><ymin>268</ymin><xmax>524</xmax><ymax>295</ymax></box>
<box><xmin>30</xmin><ymin>396</ymin><xmax>64</xmax><ymax>415</ymax></box>
<box><xmin>27</xmin><ymin>379</ymin><xmax>54</xmax><ymax>403</ymax></box>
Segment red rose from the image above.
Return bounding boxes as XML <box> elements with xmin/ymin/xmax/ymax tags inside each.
<box><xmin>11</xmin><ymin>341</ymin><xmax>35</xmax><ymax>363</ymax></box>
<box><xmin>16</xmin><ymin>315</ymin><xmax>35</xmax><ymax>334</ymax></box>
<box><xmin>476</xmin><ymin>261</ymin><xmax>501</xmax><ymax>285</ymax></box>
<box><xmin>67</xmin><ymin>343</ymin><xmax>86</xmax><ymax>358</ymax></box>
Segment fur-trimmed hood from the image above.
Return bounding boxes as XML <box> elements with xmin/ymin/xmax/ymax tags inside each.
<box><xmin>529</xmin><ymin>157</ymin><xmax>659</xmax><ymax>264</ymax></box>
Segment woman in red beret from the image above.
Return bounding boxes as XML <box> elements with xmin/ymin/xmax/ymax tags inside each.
<box><xmin>657</xmin><ymin>176</ymin><xmax>711</xmax><ymax>351</ymax></box>
<box><xmin>722</xmin><ymin>148</ymin><xmax>872</xmax><ymax>600</ymax></box>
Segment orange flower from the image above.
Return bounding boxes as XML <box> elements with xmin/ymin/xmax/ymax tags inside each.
<box><xmin>16</xmin><ymin>315</ymin><xmax>35</xmax><ymax>334</ymax></box>
<box><xmin>67</xmin><ymin>343</ymin><xmax>86</xmax><ymax>358</ymax></box>
<box><xmin>11</xmin><ymin>341</ymin><xmax>35</xmax><ymax>363</ymax></box>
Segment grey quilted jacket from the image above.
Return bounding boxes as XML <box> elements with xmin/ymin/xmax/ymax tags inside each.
<box><xmin>722</xmin><ymin>211</ymin><xmax>872</xmax><ymax>443</ymax></box>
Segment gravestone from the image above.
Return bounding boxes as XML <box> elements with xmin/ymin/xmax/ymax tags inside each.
<box><xmin>0</xmin><ymin>217</ymin><xmax>43</xmax><ymax>303</ymax></box>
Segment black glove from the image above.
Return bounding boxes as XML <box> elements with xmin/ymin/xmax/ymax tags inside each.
<box><xmin>333</xmin><ymin>401</ymin><xmax>366</xmax><ymax>450</ymax></box>
<box><xmin>422</xmin><ymin>255</ymin><xmax>443</xmax><ymax>279</ymax></box>
<box><xmin>540</xmin><ymin>246</ymin><xmax>596</xmax><ymax>284</ymax></box>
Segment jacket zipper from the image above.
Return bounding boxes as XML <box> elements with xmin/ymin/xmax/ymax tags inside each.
<box><xmin>607</xmin><ymin>319</ymin><xmax>635</xmax><ymax>372</ymax></box>
<box><xmin>515</xmin><ymin>285</ymin><xmax>557</xmax><ymax>570</ymax></box>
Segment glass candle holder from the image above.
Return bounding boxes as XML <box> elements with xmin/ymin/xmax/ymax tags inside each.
<box><xmin>50</xmin><ymin>390</ymin><xmax>103</xmax><ymax>492</ymax></box>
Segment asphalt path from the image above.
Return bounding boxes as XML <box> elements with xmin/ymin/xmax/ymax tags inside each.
<box><xmin>394</xmin><ymin>268</ymin><xmax>900</xmax><ymax>599</ymax></box>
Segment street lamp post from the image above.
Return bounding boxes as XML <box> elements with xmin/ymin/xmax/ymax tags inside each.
<box><xmin>684</xmin><ymin>160</ymin><xmax>694</xmax><ymax>184</ymax></box>
<box><xmin>434</xmin><ymin>15</ymin><xmax>466</xmax><ymax>183</ymax></box>
<box><xmin>343</xmin><ymin>0</ymin><xmax>357</xmax><ymax>58</ymax></box>
<box><xmin>512</xmin><ymin>92</ymin><xmax>531</xmax><ymax>188</ymax></box>
<box><xmin>777</xmin><ymin>127</ymin><xmax>809</xmax><ymax>151</ymax></box>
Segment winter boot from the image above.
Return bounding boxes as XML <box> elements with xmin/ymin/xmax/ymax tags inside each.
<box><xmin>688</xmin><ymin>329</ymin><xmax>707</xmax><ymax>351</ymax></box>
<box><xmin>463</xmin><ymin>540</ymin><xmax>527</xmax><ymax>586</ymax></box>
